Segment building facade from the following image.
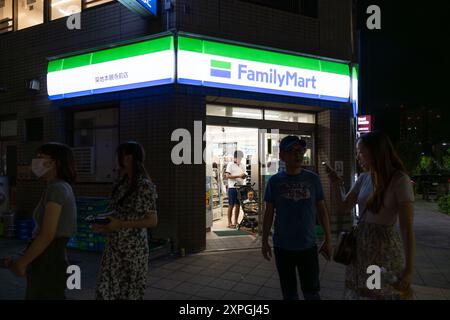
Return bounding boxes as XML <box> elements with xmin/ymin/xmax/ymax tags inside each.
<box><xmin>0</xmin><ymin>0</ymin><xmax>358</xmax><ymax>253</ymax></box>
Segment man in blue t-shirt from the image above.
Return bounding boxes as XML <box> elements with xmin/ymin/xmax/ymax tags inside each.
<box><xmin>261</xmin><ymin>135</ymin><xmax>332</xmax><ymax>300</ymax></box>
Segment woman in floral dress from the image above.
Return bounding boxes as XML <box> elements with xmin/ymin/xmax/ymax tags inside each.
<box><xmin>326</xmin><ymin>132</ymin><xmax>416</xmax><ymax>300</ymax></box>
<box><xmin>94</xmin><ymin>141</ymin><xmax>158</xmax><ymax>300</ymax></box>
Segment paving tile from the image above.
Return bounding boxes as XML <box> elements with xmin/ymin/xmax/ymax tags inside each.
<box><xmin>150</xmin><ymin>268</ymin><xmax>174</xmax><ymax>278</ymax></box>
<box><xmin>164</xmin><ymin>271</ymin><xmax>195</xmax><ymax>282</ymax></box>
<box><xmin>231</xmin><ymin>282</ymin><xmax>261</xmax><ymax>295</ymax></box>
<box><xmin>412</xmin><ymin>285</ymin><xmax>446</xmax><ymax>295</ymax></box>
<box><xmin>220</xmin><ymin>271</ymin><xmax>246</xmax><ymax>282</ymax></box>
<box><xmin>320</xmin><ymin>288</ymin><xmax>344</xmax><ymax>300</ymax></box>
<box><xmin>209</xmin><ymin>278</ymin><xmax>238</xmax><ymax>291</ymax></box>
<box><xmin>264</xmin><ymin>278</ymin><xmax>280</xmax><ymax>289</ymax></box>
<box><xmin>162</xmin><ymin>291</ymin><xmax>192</xmax><ymax>300</ymax></box>
<box><xmin>320</xmin><ymin>279</ymin><xmax>345</xmax><ymax>291</ymax></box>
<box><xmin>250</xmin><ymin>295</ymin><xmax>272</xmax><ymax>300</ymax></box>
<box><xmin>161</xmin><ymin>262</ymin><xmax>187</xmax><ymax>271</ymax></box>
<box><xmin>421</xmin><ymin>278</ymin><xmax>449</xmax><ymax>288</ymax></box>
<box><xmin>151</xmin><ymin>278</ymin><xmax>182</xmax><ymax>291</ymax></box>
<box><xmin>182</xmin><ymin>265</ymin><xmax>207</xmax><ymax>275</ymax></box>
<box><xmin>222</xmin><ymin>291</ymin><xmax>254</xmax><ymax>300</ymax></box>
<box><xmin>147</xmin><ymin>275</ymin><xmax>161</xmax><ymax>286</ymax></box>
<box><xmin>240</xmin><ymin>274</ymin><xmax>269</xmax><ymax>286</ymax></box>
<box><xmin>144</xmin><ymin>288</ymin><xmax>169</xmax><ymax>300</ymax></box>
<box><xmin>196</xmin><ymin>286</ymin><xmax>228</xmax><ymax>300</ymax></box>
<box><xmin>229</xmin><ymin>265</ymin><xmax>254</xmax><ymax>274</ymax></box>
<box><xmin>67</xmin><ymin>289</ymin><xmax>96</xmax><ymax>300</ymax></box>
<box><xmin>200</xmin><ymin>268</ymin><xmax>227</xmax><ymax>278</ymax></box>
<box><xmin>237</xmin><ymin>260</ymin><xmax>261</xmax><ymax>268</ymax></box>
<box><xmin>414</xmin><ymin>293</ymin><xmax>446</xmax><ymax>300</ymax></box>
<box><xmin>185</xmin><ymin>275</ymin><xmax>216</xmax><ymax>286</ymax></box>
<box><xmin>172</xmin><ymin>282</ymin><xmax>203</xmax><ymax>295</ymax></box>
<box><xmin>189</xmin><ymin>295</ymin><xmax>209</xmax><ymax>300</ymax></box>
<box><xmin>251</xmin><ymin>269</ymin><xmax>274</xmax><ymax>278</ymax></box>
<box><xmin>256</xmin><ymin>286</ymin><xmax>283</xmax><ymax>300</ymax></box>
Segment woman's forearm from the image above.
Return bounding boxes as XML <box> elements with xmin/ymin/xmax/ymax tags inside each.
<box><xmin>398</xmin><ymin>203</ymin><xmax>416</xmax><ymax>274</ymax></box>
<box><xmin>120</xmin><ymin>214</ymin><xmax>157</xmax><ymax>229</ymax></box>
<box><xmin>402</xmin><ymin>229</ymin><xmax>416</xmax><ymax>273</ymax></box>
<box><xmin>333</xmin><ymin>181</ymin><xmax>352</xmax><ymax>212</ymax></box>
<box><xmin>19</xmin><ymin>233</ymin><xmax>53</xmax><ymax>266</ymax></box>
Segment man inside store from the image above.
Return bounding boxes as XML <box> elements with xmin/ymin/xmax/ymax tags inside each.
<box><xmin>225</xmin><ymin>150</ymin><xmax>247</xmax><ymax>228</ymax></box>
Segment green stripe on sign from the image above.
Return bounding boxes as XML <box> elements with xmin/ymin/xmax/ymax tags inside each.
<box><xmin>178</xmin><ymin>36</ymin><xmax>203</xmax><ymax>53</ymax></box>
<box><xmin>352</xmin><ymin>65</ymin><xmax>359</xmax><ymax>79</ymax></box>
<box><xmin>320</xmin><ymin>60</ymin><xmax>349</xmax><ymax>76</ymax></box>
<box><xmin>211</xmin><ymin>60</ymin><xmax>231</xmax><ymax>69</ymax></box>
<box><xmin>47</xmin><ymin>60</ymin><xmax>64</xmax><ymax>73</ymax></box>
<box><xmin>61</xmin><ymin>53</ymin><xmax>92</xmax><ymax>71</ymax></box>
<box><xmin>178</xmin><ymin>36</ymin><xmax>349</xmax><ymax>76</ymax></box>
<box><xmin>48</xmin><ymin>36</ymin><xmax>174</xmax><ymax>73</ymax></box>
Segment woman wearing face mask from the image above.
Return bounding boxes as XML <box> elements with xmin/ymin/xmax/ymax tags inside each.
<box><xmin>325</xmin><ymin>132</ymin><xmax>416</xmax><ymax>300</ymax></box>
<box><xmin>94</xmin><ymin>141</ymin><xmax>158</xmax><ymax>300</ymax></box>
<box><xmin>6</xmin><ymin>143</ymin><xmax>77</xmax><ymax>300</ymax></box>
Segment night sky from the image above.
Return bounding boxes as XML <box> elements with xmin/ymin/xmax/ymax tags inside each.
<box><xmin>357</xmin><ymin>0</ymin><xmax>449</xmax><ymax>117</ymax></box>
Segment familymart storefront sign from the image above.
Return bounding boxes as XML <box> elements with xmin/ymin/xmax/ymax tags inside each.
<box><xmin>47</xmin><ymin>34</ymin><xmax>353</xmax><ymax>102</ymax></box>
<box><xmin>177</xmin><ymin>36</ymin><xmax>351</xmax><ymax>102</ymax></box>
<box><xmin>47</xmin><ymin>36</ymin><xmax>175</xmax><ymax>100</ymax></box>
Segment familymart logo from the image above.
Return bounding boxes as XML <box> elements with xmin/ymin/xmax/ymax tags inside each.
<box><xmin>210</xmin><ymin>59</ymin><xmax>231</xmax><ymax>78</ymax></box>
<box><xmin>209</xmin><ymin>59</ymin><xmax>318</xmax><ymax>90</ymax></box>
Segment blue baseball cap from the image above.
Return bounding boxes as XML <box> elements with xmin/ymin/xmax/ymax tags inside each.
<box><xmin>279</xmin><ymin>136</ymin><xmax>307</xmax><ymax>152</ymax></box>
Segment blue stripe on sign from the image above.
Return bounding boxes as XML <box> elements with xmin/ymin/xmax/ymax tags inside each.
<box><xmin>210</xmin><ymin>69</ymin><xmax>231</xmax><ymax>78</ymax></box>
<box><xmin>92</xmin><ymin>78</ymin><xmax>174</xmax><ymax>94</ymax></box>
<box><xmin>48</xmin><ymin>78</ymin><xmax>174</xmax><ymax>100</ymax></box>
<box><xmin>177</xmin><ymin>78</ymin><xmax>203</xmax><ymax>86</ymax></box>
<box><xmin>202</xmin><ymin>81</ymin><xmax>350</xmax><ymax>103</ymax></box>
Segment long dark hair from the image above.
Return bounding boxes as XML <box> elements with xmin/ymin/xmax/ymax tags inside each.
<box><xmin>112</xmin><ymin>141</ymin><xmax>150</xmax><ymax>205</ymax></box>
<box><xmin>358</xmin><ymin>131</ymin><xmax>407</xmax><ymax>214</ymax></box>
<box><xmin>37</xmin><ymin>142</ymin><xmax>77</xmax><ymax>184</ymax></box>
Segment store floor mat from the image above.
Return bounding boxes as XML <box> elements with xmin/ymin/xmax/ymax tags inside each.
<box><xmin>213</xmin><ymin>229</ymin><xmax>252</xmax><ymax>237</ymax></box>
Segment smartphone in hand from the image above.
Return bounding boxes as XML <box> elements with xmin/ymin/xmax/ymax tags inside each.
<box><xmin>321</xmin><ymin>161</ymin><xmax>333</xmax><ymax>172</ymax></box>
<box><xmin>85</xmin><ymin>215</ymin><xmax>111</xmax><ymax>225</ymax></box>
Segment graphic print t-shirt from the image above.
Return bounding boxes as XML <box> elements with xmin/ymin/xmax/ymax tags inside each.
<box><xmin>264</xmin><ymin>170</ymin><xmax>324</xmax><ymax>251</ymax></box>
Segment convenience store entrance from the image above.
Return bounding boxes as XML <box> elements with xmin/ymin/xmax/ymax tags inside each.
<box><xmin>205</xmin><ymin>105</ymin><xmax>315</xmax><ymax>249</ymax></box>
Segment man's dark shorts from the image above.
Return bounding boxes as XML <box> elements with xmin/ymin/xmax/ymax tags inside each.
<box><xmin>227</xmin><ymin>188</ymin><xmax>240</xmax><ymax>206</ymax></box>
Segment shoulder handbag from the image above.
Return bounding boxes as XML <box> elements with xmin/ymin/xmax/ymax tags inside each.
<box><xmin>333</xmin><ymin>226</ymin><xmax>357</xmax><ymax>265</ymax></box>
<box><xmin>333</xmin><ymin>206</ymin><xmax>367</xmax><ymax>265</ymax></box>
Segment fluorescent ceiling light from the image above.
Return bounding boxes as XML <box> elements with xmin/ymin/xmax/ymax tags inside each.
<box><xmin>51</xmin><ymin>0</ymin><xmax>73</xmax><ymax>7</ymax></box>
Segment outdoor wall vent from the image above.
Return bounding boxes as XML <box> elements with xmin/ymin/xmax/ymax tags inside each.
<box><xmin>72</xmin><ymin>147</ymin><xmax>96</xmax><ymax>180</ymax></box>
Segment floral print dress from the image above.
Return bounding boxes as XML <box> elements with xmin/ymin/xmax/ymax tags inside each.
<box><xmin>96</xmin><ymin>175</ymin><xmax>157</xmax><ymax>300</ymax></box>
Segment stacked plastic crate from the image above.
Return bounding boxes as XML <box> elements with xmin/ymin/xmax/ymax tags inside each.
<box><xmin>67</xmin><ymin>197</ymin><xmax>110</xmax><ymax>252</ymax></box>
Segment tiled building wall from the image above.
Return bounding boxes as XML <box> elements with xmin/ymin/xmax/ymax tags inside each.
<box><xmin>175</xmin><ymin>0</ymin><xmax>353</xmax><ymax>61</ymax></box>
<box><xmin>1</xmin><ymin>2</ymin><xmax>163</xmax><ymax>216</ymax></box>
<box><xmin>317</xmin><ymin>107</ymin><xmax>354</xmax><ymax>236</ymax></box>
<box><xmin>1</xmin><ymin>1</ymin><xmax>355</xmax><ymax>251</ymax></box>
<box><xmin>119</xmin><ymin>89</ymin><xmax>207</xmax><ymax>253</ymax></box>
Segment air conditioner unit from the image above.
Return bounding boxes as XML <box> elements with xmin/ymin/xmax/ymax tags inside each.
<box><xmin>72</xmin><ymin>147</ymin><xmax>95</xmax><ymax>181</ymax></box>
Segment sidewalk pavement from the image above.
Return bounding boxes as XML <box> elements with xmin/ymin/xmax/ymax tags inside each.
<box><xmin>1</xmin><ymin>200</ymin><xmax>449</xmax><ymax>300</ymax></box>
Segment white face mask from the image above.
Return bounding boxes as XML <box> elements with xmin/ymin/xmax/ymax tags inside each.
<box><xmin>31</xmin><ymin>159</ymin><xmax>52</xmax><ymax>178</ymax></box>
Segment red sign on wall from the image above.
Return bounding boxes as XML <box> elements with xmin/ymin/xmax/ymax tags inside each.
<box><xmin>357</xmin><ymin>115</ymin><xmax>372</xmax><ymax>132</ymax></box>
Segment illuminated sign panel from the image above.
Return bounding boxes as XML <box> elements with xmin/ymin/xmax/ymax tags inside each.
<box><xmin>47</xmin><ymin>36</ymin><xmax>174</xmax><ymax>100</ymax></box>
<box><xmin>118</xmin><ymin>0</ymin><xmax>157</xmax><ymax>17</ymax></box>
<box><xmin>177</xmin><ymin>36</ymin><xmax>351</xmax><ymax>102</ymax></box>
<box><xmin>47</xmin><ymin>34</ymin><xmax>353</xmax><ymax>103</ymax></box>
<box><xmin>357</xmin><ymin>115</ymin><xmax>372</xmax><ymax>132</ymax></box>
